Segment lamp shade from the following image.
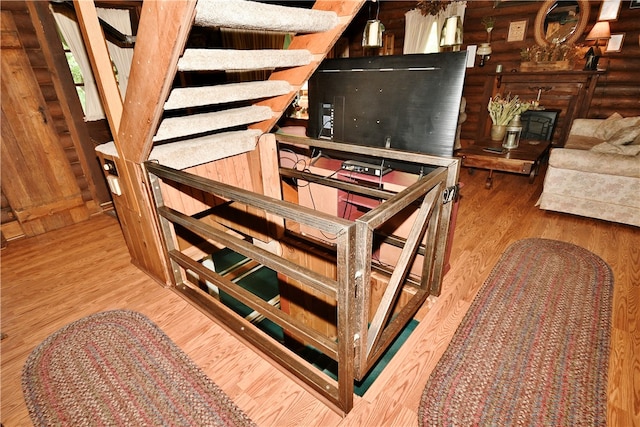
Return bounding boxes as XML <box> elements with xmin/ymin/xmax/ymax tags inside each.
<box><xmin>585</xmin><ymin>21</ymin><xmax>611</xmax><ymax>41</ymax></box>
<box><xmin>363</xmin><ymin>19</ymin><xmax>384</xmax><ymax>48</ymax></box>
<box><xmin>440</xmin><ymin>16</ymin><xmax>463</xmax><ymax>49</ymax></box>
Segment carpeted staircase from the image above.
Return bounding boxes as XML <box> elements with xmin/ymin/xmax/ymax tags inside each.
<box><xmin>81</xmin><ymin>0</ymin><xmax>367</xmax><ymax>413</ymax></box>
<box><xmin>96</xmin><ymin>0</ymin><xmax>357</xmax><ymax>170</ymax></box>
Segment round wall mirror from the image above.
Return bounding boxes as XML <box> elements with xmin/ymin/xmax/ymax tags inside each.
<box><xmin>534</xmin><ymin>0</ymin><xmax>590</xmax><ymax>46</ymax></box>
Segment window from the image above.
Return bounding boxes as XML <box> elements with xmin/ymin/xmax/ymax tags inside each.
<box><xmin>57</xmin><ymin>28</ymin><xmax>119</xmax><ymax>115</ymax></box>
<box><xmin>58</xmin><ymin>28</ymin><xmax>86</xmax><ymax>112</ymax></box>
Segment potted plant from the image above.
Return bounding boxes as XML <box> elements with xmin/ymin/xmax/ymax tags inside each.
<box><xmin>481</xmin><ymin>16</ymin><xmax>495</xmax><ymax>32</ymax></box>
<box><xmin>488</xmin><ymin>93</ymin><xmax>530</xmax><ymax>140</ymax></box>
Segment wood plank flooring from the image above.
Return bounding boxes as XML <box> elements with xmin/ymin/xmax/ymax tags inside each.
<box><xmin>2</xmin><ymin>165</ymin><xmax>638</xmax><ymax>426</ymax></box>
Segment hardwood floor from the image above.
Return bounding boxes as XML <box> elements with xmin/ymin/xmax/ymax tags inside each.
<box><xmin>2</xmin><ymin>166</ymin><xmax>638</xmax><ymax>426</ymax></box>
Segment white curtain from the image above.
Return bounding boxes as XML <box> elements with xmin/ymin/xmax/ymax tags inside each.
<box><xmin>52</xmin><ymin>7</ymin><xmax>105</xmax><ymax>121</ymax></box>
<box><xmin>96</xmin><ymin>8</ymin><xmax>134</xmax><ymax>99</ymax></box>
<box><xmin>403</xmin><ymin>1</ymin><xmax>467</xmax><ymax>54</ymax></box>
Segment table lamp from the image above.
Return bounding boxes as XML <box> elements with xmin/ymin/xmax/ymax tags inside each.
<box><xmin>584</xmin><ymin>21</ymin><xmax>610</xmax><ymax>70</ymax></box>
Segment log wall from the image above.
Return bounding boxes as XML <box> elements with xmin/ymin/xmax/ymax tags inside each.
<box><xmin>2</xmin><ymin>0</ymin><xmax>638</xmax><ymax>241</ymax></box>
<box><xmin>1</xmin><ymin>1</ymin><xmax>111</xmax><ymax>240</ymax></box>
<box><xmin>346</xmin><ymin>1</ymin><xmax>640</xmax><ymax>145</ymax></box>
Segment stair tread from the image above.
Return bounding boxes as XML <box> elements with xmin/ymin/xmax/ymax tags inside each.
<box><xmin>195</xmin><ymin>0</ymin><xmax>338</xmax><ymax>34</ymax></box>
<box><xmin>154</xmin><ymin>105</ymin><xmax>272</xmax><ymax>142</ymax></box>
<box><xmin>178</xmin><ymin>49</ymin><xmax>312</xmax><ymax>72</ymax></box>
<box><xmin>165</xmin><ymin>80</ymin><xmax>293</xmax><ymax>111</ymax></box>
<box><xmin>95</xmin><ymin>129</ymin><xmax>262</xmax><ymax>170</ymax></box>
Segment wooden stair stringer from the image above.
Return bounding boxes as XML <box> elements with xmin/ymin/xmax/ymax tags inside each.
<box><xmin>117</xmin><ymin>1</ymin><xmax>197</xmax><ymax>164</ymax></box>
<box><xmin>251</xmin><ymin>1</ymin><xmax>366</xmax><ymax>134</ymax></box>
<box><xmin>79</xmin><ymin>0</ymin><xmax>365</xmax><ymax>286</ymax></box>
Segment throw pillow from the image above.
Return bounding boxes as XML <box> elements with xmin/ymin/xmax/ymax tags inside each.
<box><xmin>593</xmin><ymin>113</ymin><xmax>622</xmax><ymax>140</ymax></box>
<box><xmin>594</xmin><ymin>114</ymin><xmax>640</xmax><ymax>140</ymax></box>
<box><xmin>607</xmin><ymin>125</ymin><xmax>640</xmax><ymax>145</ymax></box>
<box><xmin>592</xmin><ymin>141</ymin><xmax>640</xmax><ymax>156</ymax></box>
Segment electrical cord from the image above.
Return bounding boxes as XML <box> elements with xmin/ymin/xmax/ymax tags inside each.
<box><xmin>280</xmin><ymin>148</ymin><xmax>343</xmax><ymax>241</ymax></box>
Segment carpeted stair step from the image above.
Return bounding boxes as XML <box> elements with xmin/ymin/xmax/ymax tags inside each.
<box><xmin>194</xmin><ymin>0</ymin><xmax>339</xmax><ymax>34</ymax></box>
<box><xmin>95</xmin><ymin>129</ymin><xmax>262</xmax><ymax>170</ymax></box>
<box><xmin>178</xmin><ymin>49</ymin><xmax>313</xmax><ymax>72</ymax></box>
<box><xmin>164</xmin><ymin>80</ymin><xmax>293</xmax><ymax>111</ymax></box>
<box><xmin>154</xmin><ymin>105</ymin><xmax>272</xmax><ymax>142</ymax></box>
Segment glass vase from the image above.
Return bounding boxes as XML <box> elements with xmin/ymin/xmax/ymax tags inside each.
<box><xmin>502</xmin><ymin>115</ymin><xmax>523</xmax><ymax>150</ymax></box>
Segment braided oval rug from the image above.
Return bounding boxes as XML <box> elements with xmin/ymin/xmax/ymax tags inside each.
<box><xmin>418</xmin><ymin>238</ymin><xmax>613</xmax><ymax>426</ymax></box>
<box><xmin>22</xmin><ymin>310</ymin><xmax>256</xmax><ymax>427</ymax></box>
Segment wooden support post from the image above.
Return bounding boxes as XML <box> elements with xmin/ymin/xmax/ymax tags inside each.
<box><xmin>73</xmin><ymin>1</ymin><xmax>197</xmax><ymax>285</ymax></box>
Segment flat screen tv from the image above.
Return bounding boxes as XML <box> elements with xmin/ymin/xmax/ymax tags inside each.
<box><xmin>307</xmin><ymin>51</ymin><xmax>467</xmax><ymax>170</ymax></box>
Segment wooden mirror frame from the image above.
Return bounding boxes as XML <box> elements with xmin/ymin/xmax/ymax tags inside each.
<box><xmin>534</xmin><ymin>0</ymin><xmax>590</xmax><ymax>46</ymax></box>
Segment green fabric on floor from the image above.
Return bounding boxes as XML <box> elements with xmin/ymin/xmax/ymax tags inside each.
<box><xmin>298</xmin><ymin>319</ymin><xmax>418</xmax><ymax>396</ymax></box>
<box><xmin>209</xmin><ymin>248</ymin><xmax>418</xmax><ymax>395</ymax></box>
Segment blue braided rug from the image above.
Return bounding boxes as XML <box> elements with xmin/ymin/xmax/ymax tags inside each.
<box><xmin>418</xmin><ymin>238</ymin><xmax>613</xmax><ymax>426</ymax></box>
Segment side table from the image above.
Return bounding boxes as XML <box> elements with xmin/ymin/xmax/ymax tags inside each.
<box><xmin>455</xmin><ymin>139</ymin><xmax>551</xmax><ymax>189</ymax></box>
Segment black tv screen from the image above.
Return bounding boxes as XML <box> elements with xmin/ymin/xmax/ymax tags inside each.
<box><xmin>307</xmin><ymin>52</ymin><xmax>467</xmax><ymax>160</ymax></box>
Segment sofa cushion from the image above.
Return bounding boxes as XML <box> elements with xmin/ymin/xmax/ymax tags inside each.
<box><xmin>549</xmin><ymin>148</ymin><xmax>640</xmax><ymax>178</ymax></box>
<box><xmin>591</xmin><ymin>141</ymin><xmax>640</xmax><ymax>156</ymax></box>
<box><xmin>593</xmin><ymin>113</ymin><xmax>622</xmax><ymax>139</ymax></box>
<box><xmin>594</xmin><ymin>114</ymin><xmax>640</xmax><ymax>140</ymax></box>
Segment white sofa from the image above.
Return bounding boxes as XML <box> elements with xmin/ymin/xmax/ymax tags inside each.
<box><xmin>538</xmin><ymin>114</ymin><xmax>640</xmax><ymax>227</ymax></box>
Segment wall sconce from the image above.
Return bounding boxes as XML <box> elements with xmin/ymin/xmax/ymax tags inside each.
<box><xmin>477</xmin><ymin>43</ymin><xmax>492</xmax><ymax>67</ymax></box>
<box><xmin>362</xmin><ymin>0</ymin><xmax>384</xmax><ymax>48</ymax></box>
<box><xmin>584</xmin><ymin>21</ymin><xmax>610</xmax><ymax>70</ymax></box>
<box><xmin>477</xmin><ymin>21</ymin><xmax>493</xmax><ymax>67</ymax></box>
<box><xmin>440</xmin><ymin>15</ymin><xmax>463</xmax><ymax>51</ymax></box>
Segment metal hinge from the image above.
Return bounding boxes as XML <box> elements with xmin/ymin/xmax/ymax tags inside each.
<box><xmin>443</xmin><ymin>184</ymin><xmax>459</xmax><ymax>204</ymax></box>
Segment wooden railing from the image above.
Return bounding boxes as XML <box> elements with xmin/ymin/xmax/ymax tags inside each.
<box><xmin>144</xmin><ymin>135</ymin><xmax>459</xmax><ymax>414</ymax></box>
